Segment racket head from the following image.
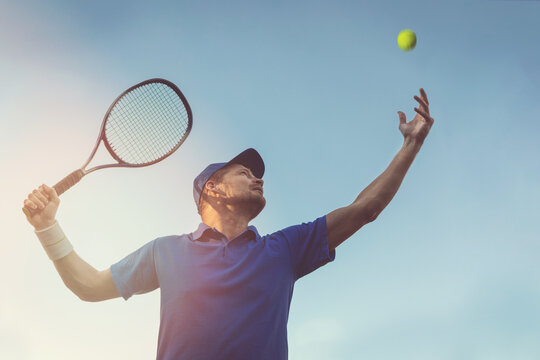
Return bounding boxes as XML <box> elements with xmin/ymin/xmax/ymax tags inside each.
<box><xmin>100</xmin><ymin>78</ymin><xmax>193</xmax><ymax>167</ymax></box>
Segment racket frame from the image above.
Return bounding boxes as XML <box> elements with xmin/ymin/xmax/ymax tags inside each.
<box><xmin>83</xmin><ymin>78</ymin><xmax>193</xmax><ymax>175</ymax></box>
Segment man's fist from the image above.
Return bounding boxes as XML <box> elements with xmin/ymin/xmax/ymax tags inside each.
<box><xmin>23</xmin><ymin>184</ymin><xmax>60</xmax><ymax>230</ymax></box>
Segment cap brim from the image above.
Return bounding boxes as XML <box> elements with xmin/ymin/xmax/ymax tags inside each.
<box><xmin>226</xmin><ymin>148</ymin><xmax>265</xmax><ymax>178</ymax></box>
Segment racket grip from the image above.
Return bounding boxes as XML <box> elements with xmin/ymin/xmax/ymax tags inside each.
<box><xmin>53</xmin><ymin>169</ymin><xmax>85</xmax><ymax>196</ymax></box>
<box><xmin>22</xmin><ymin>169</ymin><xmax>85</xmax><ymax>218</ymax></box>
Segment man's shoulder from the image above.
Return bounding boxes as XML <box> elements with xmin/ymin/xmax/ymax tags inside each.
<box><xmin>266</xmin><ymin>215</ymin><xmax>327</xmax><ymax>236</ymax></box>
<box><xmin>153</xmin><ymin>233</ymin><xmax>191</xmax><ymax>247</ymax></box>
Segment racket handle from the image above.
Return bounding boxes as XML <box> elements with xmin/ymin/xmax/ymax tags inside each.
<box><xmin>22</xmin><ymin>169</ymin><xmax>85</xmax><ymax>218</ymax></box>
<box><xmin>53</xmin><ymin>169</ymin><xmax>85</xmax><ymax>196</ymax></box>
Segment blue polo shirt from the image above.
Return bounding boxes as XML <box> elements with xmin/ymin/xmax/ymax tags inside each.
<box><xmin>110</xmin><ymin>215</ymin><xmax>335</xmax><ymax>359</ymax></box>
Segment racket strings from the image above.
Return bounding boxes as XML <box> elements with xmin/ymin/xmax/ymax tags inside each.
<box><xmin>105</xmin><ymin>83</ymin><xmax>190</xmax><ymax>165</ymax></box>
<box><xmin>107</xmin><ymin>90</ymin><xmax>163</xmax><ymax>162</ymax></box>
<box><xmin>108</xmin><ymin>85</ymin><xmax>188</xmax><ymax>162</ymax></box>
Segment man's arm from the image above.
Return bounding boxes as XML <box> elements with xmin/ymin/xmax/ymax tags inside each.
<box><xmin>327</xmin><ymin>88</ymin><xmax>434</xmax><ymax>251</ymax></box>
<box><xmin>327</xmin><ymin>139</ymin><xmax>421</xmax><ymax>250</ymax></box>
<box><xmin>52</xmin><ymin>250</ymin><xmax>121</xmax><ymax>302</ymax></box>
<box><xmin>23</xmin><ymin>184</ymin><xmax>121</xmax><ymax>302</ymax></box>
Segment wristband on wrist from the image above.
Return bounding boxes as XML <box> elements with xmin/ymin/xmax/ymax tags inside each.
<box><xmin>35</xmin><ymin>221</ymin><xmax>74</xmax><ymax>261</ymax></box>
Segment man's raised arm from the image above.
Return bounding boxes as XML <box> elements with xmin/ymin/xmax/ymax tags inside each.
<box><xmin>23</xmin><ymin>184</ymin><xmax>121</xmax><ymax>302</ymax></box>
<box><xmin>327</xmin><ymin>88</ymin><xmax>435</xmax><ymax>251</ymax></box>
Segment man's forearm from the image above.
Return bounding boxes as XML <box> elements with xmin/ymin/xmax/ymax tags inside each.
<box><xmin>355</xmin><ymin>139</ymin><xmax>422</xmax><ymax>216</ymax></box>
<box><xmin>35</xmin><ymin>221</ymin><xmax>100</xmax><ymax>301</ymax></box>
<box><xmin>53</xmin><ymin>250</ymin><xmax>101</xmax><ymax>301</ymax></box>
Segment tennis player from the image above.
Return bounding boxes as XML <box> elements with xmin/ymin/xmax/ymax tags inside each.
<box><xmin>23</xmin><ymin>89</ymin><xmax>434</xmax><ymax>359</ymax></box>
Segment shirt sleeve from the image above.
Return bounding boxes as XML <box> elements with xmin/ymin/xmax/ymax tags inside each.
<box><xmin>110</xmin><ymin>239</ymin><xmax>159</xmax><ymax>301</ymax></box>
<box><xmin>278</xmin><ymin>215</ymin><xmax>336</xmax><ymax>280</ymax></box>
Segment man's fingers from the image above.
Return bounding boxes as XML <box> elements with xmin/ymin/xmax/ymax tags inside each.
<box><xmin>37</xmin><ymin>185</ymin><xmax>51</xmax><ymax>199</ymax></box>
<box><xmin>42</xmin><ymin>184</ymin><xmax>58</xmax><ymax>199</ymax></box>
<box><xmin>34</xmin><ymin>190</ymin><xmax>49</xmax><ymax>205</ymax></box>
<box><xmin>414</xmin><ymin>95</ymin><xmax>429</xmax><ymax>114</ymax></box>
<box><xmin>29</xmin><ymin>192</ymin><xmax>45</xmax><ymax>209</ymax></box>
<box><xmin>420</xmin><ymin>88</ymin><xmax>429</xmax><ymax>105</ymax></box>
<box><xmin>22</xmin><ymin>207</ymin><xmax>31</xmax><ymax>218</ymax></box>
<box><xmin>24</xmin><ymin>199</ymin><xmax>37</xmax><ymax>210</ymax></box>
<box><xmin>23</xmin><ymin>184</ymin><xmax>56</xmax><ymax>218</ymax></box>
<box><xmin>397</xmin><ymin>111</ymin><xmax>406</xmax><ymax>124</ymax></box>
<box><xmin>414</xmin><ymin>107</ymin><xmax>434</xmax><ymax>122</ymax></box>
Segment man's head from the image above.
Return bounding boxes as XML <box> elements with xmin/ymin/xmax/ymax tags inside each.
<box><xmin>193</xmin><ymin>148</ymin><xmax>265</xmax><ymax>220</ymax></box>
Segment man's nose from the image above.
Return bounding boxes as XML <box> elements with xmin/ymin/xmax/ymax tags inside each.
<box><xmin>255</xmin><ymin>178</ymin><xmax>264</xmax><ymax>186</ymax></box>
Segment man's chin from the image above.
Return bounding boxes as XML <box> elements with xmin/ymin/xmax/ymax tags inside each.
<box><xmin>228</xmin><ymin>195</ymin><xmax>266</xmax><ymax>219</ymax></box>
<box><xmin>245</xmin><ymin>196</ymin><xmax>266</xmax><ymax>219</ymax></box>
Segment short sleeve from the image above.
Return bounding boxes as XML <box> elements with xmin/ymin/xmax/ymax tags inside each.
<box><xmin>110</xmin><ymin>239</ymin><xmax>159</xmax><ymax>301</ymax></box>
<box><xmin>279</xmin><ymin>215</ymin><xmax>336</xmax><ymax>280</ymax></box>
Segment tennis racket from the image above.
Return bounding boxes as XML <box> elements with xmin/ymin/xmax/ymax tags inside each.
<box><xmin>23</xmin><ymin>78</ymin><xmax>193</xmax><ymax>216</ymax></box>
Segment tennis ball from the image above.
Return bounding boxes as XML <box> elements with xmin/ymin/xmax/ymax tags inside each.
<box><xmin>397</xmin><ymin>29</ymin><xmax>416</xmax><ymax>51</ymax></box>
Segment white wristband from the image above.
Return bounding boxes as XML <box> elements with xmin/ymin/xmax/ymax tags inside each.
<box><xmin>35</xmin><ymin>221</ymin><xmax>74</xmax><ymax>261</ymax></box>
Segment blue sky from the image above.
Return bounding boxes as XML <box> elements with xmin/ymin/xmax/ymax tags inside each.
<box><xmin>1</xmin><ymin>0</ymin><xmax>539</xmax><ymax>359</ymax></box>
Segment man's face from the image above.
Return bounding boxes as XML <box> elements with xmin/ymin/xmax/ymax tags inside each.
<box><xmin>205</xmin><ymin>163</ymin><xmax>266</xmax><ymax>218</ymax></box>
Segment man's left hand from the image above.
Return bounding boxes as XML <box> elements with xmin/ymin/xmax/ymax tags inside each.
<box><xmin>398</xmin><ymin>88</ymin><xmax>434</xmax><ymax>146</ymax></box>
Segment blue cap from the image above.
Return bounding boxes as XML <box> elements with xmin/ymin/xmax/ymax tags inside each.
<box><xmin>193</xmin><ymin>148</ymin><xmax>265</xmax><ymax>213</ymax></box>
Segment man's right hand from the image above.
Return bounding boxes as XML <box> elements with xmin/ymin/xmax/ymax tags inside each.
<box><xmin>23</xmin><ymin>184</ymin><xmax>60</xmax><ymax>230</ymax></box>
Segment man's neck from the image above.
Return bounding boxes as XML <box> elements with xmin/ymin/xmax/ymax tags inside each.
<box><xmin>202</xmin><ymin>210</ymin><xmax>250</xmax><ymax>241</ymax></box>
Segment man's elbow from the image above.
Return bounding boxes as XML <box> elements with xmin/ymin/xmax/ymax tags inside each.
<box><xmin>72</xmin><ymin>286</ymin><xmax>95</xmax><ymax>302</ymax></box>
<box><xmin>67</xmin><ymin>280</ymin><xmax>103</xmax><ymax>302</ymax></box>
<box><xmin>366</xmin><ymin>211</ymin><xmax>379</xmax><ymax>223</ymax></box>
<box><xmin>362</xmin><ymin>200</ymin><xmax>385</xmax><ymax>225</ymax></box>
<box><xmin>78</xmin><ymin>288</ymin><xmax>106</xmax><ymax>302</ymax></box>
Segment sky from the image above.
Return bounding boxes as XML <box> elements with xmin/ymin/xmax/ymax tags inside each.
<box><xmin>1</xmin><ymin>0</ymin><xmax>539</xmax><ymax>359</ymax></box>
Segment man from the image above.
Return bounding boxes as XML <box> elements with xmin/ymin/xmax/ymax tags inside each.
<box><xmin>23</xmin><ymin>88</ymin><xmax>434</xmax><ymax>359</ymax></box>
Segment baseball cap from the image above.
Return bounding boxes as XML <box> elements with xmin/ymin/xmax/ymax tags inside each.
<box><xmin>193</xmin><ymin>148</ymin><xmax>265</xmax><ymax>213</ymax></box>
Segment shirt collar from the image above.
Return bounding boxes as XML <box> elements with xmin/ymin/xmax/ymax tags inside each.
<box><xmin>191</xmin><ymin>223</ymin><xmax>260</xmax><ymax>242</ymax></box>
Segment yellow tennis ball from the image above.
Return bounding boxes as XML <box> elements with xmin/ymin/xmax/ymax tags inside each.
<box><xmin>397</xmin><ymin>29</ymin><xmax>417</xmax><ymax>51</ymax></box>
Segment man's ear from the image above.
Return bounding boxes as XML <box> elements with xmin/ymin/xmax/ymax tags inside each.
<box><xmin>205</xmin><ymin>181</ymin><xmax>217</xmax><ymax>195</ymax></box>
<box><xmin>205</xmin><ymin>181</ymin><xmax>225</xmax><ymax>197</ymax></box>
